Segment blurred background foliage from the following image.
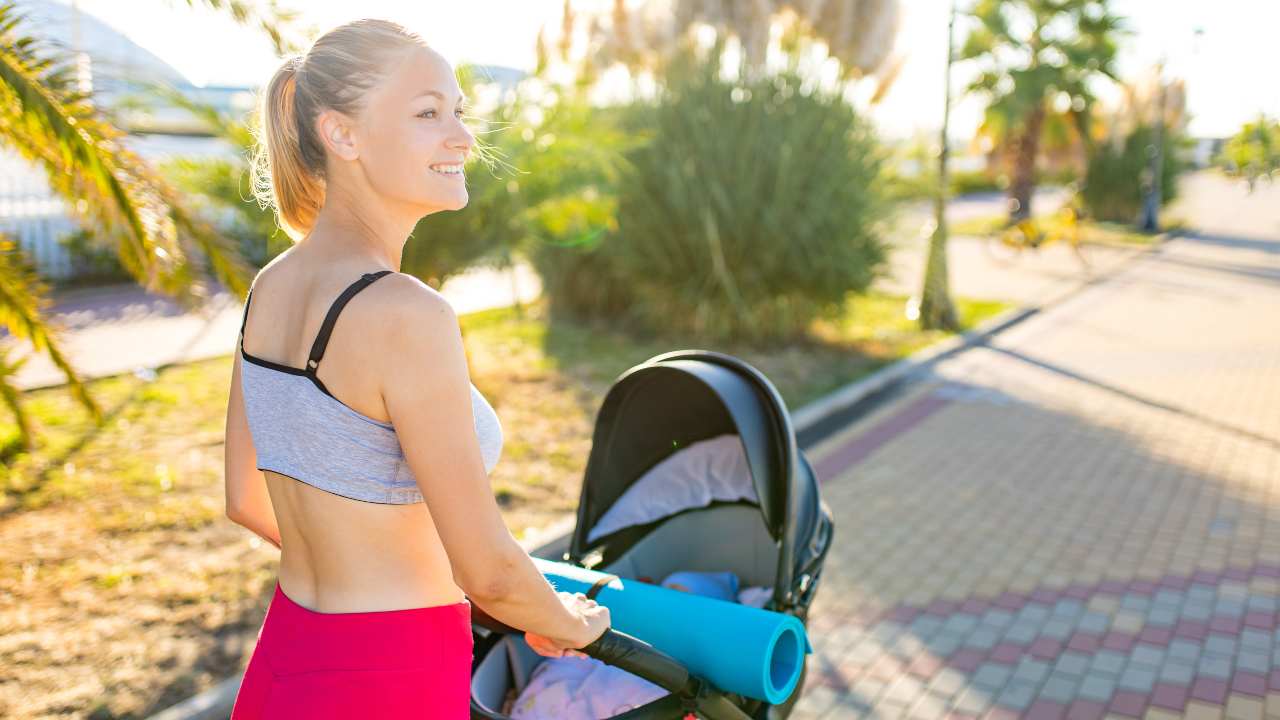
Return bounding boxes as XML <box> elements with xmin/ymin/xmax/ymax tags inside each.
<box><xmin>1216</xmin><ymin>114</ymin><xmax>1280</xmax><ymax>190</ymax></box>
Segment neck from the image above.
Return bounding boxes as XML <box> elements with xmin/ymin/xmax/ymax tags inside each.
<box><xmin>301</xmin><ymin>182</ymin><xmax>424</xmax><ymax>271</ymax></box>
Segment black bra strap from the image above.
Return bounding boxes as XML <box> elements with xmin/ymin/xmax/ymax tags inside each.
<box><xmin>238</xmin><ymin>286</ymin><xmax>254</xmax><ymax>347</ymax></box>
<box><xmin>305</xmin><ymin>270</ymin><xmax>394</xmax><ymax>374</ymax></box>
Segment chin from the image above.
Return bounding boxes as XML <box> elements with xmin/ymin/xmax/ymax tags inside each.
<box><xmin>442</xmin><ymin>192</ymin><xmax>469</xmax><ymax>211</ymax></box>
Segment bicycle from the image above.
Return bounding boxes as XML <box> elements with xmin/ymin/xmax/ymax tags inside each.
<box><xmin>983</xmin><ymin>204</ymin><xmax>1091</xmax><ymax>270</ymax></box>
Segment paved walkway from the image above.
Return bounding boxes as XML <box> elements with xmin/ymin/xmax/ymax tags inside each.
<box><xmin>792</xmin><ymin>177</ymin><xmax>1280</xmax><ymax>718</ymax></box>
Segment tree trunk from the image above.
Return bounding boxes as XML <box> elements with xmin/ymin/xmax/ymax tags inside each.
<box><xmin>1008</xmin><ymin>102</ymin><xmax>1046</xmax><ymax>222</ymax></box>
<box><xmin>919</xmin><ymin>0</ymin><xmax>960</xmax><ymax>332</ymax></box>
<box><xmin>920</xmin><ymin>221</ymin><xmax>959</xmax><ymax>331</ymax></box>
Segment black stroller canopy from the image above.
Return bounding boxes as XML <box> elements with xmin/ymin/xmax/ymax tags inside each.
<box><xmin>569</xmin><ymin>350</ymin><xmax>824</xmax><ymax>604</ymax></box>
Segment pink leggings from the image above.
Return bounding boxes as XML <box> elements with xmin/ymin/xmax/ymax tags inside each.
<box><xmin>230</xmin><ymin>581</ymin><xmax>474</xmax><ymax>719</ymax></box>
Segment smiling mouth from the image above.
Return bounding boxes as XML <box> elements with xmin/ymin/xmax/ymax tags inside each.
<box><xmin>429</xmin><ymin>163</ymin><xmax>464</xmax><ymax>179</ymax></box>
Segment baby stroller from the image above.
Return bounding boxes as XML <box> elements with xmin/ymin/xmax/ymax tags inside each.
<box><xmin>469</xmin><ymin>350</ymin><xmax>835</xmax><ymax>719</ymax></box>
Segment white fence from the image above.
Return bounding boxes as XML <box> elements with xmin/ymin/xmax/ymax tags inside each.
<box><xmin>0</xmin><ymin>151</ymin><xmax>84</xmax><ymax>281</ymax></box>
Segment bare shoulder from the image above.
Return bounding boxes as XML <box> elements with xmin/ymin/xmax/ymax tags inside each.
<box><xmin>367</xmin><ymin>271</ymin><xmax>457</xmax><ymax>334</ymax></box>
<box><xmin>364</xmin><ymin>272</ymin><xmax>462</xmax><ymax>373</ymax></box>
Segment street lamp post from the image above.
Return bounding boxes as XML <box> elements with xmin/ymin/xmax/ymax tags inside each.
<box><xmin>1139</xmin><ymin>57</ymin><xmax>1166</xmax><ymax>233</ymax></box>
<box><xmin>1139</xmin><ymin>27</ymin><xmax>1204</xmax><ymax>233</ymax></box>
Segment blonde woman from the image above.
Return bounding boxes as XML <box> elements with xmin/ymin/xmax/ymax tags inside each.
<box><xmin>223</xmin><ymin>18</ymin><xmax>609</xmax><ymax>718</ymax></box>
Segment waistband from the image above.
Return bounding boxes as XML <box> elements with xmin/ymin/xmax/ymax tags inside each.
<box><xmin>260</xmin><ymin>581</ymin><xmax>474</xmax><ymax>675</ymax></box>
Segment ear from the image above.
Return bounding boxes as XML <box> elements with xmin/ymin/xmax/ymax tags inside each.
<box><xmin>314</xmin><ymin>109</ymin><xmax>359</xmax><ymax>162</ymax></box>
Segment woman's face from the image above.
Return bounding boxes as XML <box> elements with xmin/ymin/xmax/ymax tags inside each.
<box><xmin>352</xmin><ymin>46</ymin><xmax>474</xmax><ymax>215</ymax></box>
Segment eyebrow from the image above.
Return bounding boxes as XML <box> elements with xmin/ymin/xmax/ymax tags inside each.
<box><xmin>415</xmin><ymin>90</ymin><xmax>467</xmax><ymax>104</ymax></box>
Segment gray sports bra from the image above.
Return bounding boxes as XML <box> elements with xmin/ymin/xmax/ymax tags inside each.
<box><xmin>238</xmin><ymin>269</ymin><xmax>503</xmax><ymax>504</ymax></box>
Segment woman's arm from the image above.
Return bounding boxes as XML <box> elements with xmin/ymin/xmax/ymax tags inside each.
<box><xmin>224</xmin><ymin>348</ymin><xmax>282</xmax><ymax>550</ymax></box>
<box><xmin>378</xmin><ymin>280</ymin><xmax>601</xmax><ymax>648</ymax></box>
<box><xmin>230</xmin><ymin>502</ymin><xmax>283</xmax><ymax>549</ymax></box>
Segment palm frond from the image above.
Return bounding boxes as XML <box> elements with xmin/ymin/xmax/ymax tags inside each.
<box><xmin>0</xmin><ymin>234</ymin><xmax>103</xmax><ymax>447</ymax></box>
<box><xmin>169</xmin><ymin>0</ymin><xmax>306</xmax><ymax>55</ymax></box>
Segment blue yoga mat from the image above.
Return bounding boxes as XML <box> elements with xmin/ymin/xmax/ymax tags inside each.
<box><xmin>532</xmin><ymin>558</ymin><xmax>813</xmax><ymax>705</ymax></box>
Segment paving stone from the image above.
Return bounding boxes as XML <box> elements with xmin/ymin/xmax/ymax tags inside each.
<box><xmin>968</xmin><ymin>626</ymin><xmax>1002</xmax><ymax>650</ymax></box>
<box><xmin>952</xmin><ymin>687</ymin><xmax>993</xmax><ymax>715</ymax></box>
<box><xmin>1146</xmin><ymin>606</ymin><xmax>1180</xmax><ymax>627</ymax></box>
<box><xmin>1017</xmin><ymin>604</ymin><xmax>1052</xmax><ymax>623</ymax></box>
<box><xmin>1236</xmin><ymin>649</ymin><xmax>1270</xmax><ymax>674</ymax></box>
<box><xmin>1238</xmin><ymin>628</ymin><xmax>1272</xmax><ymax>651</ymax></box>
<box><xmin>1215</xmin><ymin>597</ymin><xmax>1247</xmax><ymax>618</ymax></box>
<box><xmin>1167</xmin><ymin>639</ymin><xmax>1202</xmax><ymax>663</ymax></box>
<box><xmin>1198</xmin><ymin>654</ymin><xmax>1234</xmax><ymax>680</ymax></box>
<box><xmin>1011</xmin><ymin>657</ymin><xmax>1052</xmax><ymax>685</ymax></box>
<box><xmin>1002</xmin><ymin>623</ymin><xmax>1039</xmax><ymax>645</ymax></box>
<box><xmin>910</xmin><ymin>614</ymin><xmax>946</xmax><ymax>637</ymax></box>
<box><xmin>926</xmin><ymin>632</ymin><xmax>965</xmax><ymax>657</ymax></box>
<box><xmin>1158</xmin><ymin>659</ymin><xmax>1196</xmax><ymax>684</ymax></box>
<box><xmin>1245</xmin><ymin>595</ymin><xmax>1278</xmax><ymax>613</ymax></box>
<box><xmin>1205</xmin><ymin>634</ymin><xmax>1239</xmax><ymax>658</ymax></box>
<box><xmin>1224</xmin><ymin>693</ymin><xmax>1264</xmax><ymax>720</ymax></box>
<box><xmin>1078</xmin><ymin>612</ymin><xmax>1111</xmax><ymax>635</ymax></box>
<box><xmin>1117</xmin><ymin>664</ymin><xmax>1158</xmax><ymax>692</ymax></box>
<box><xmin>1040</xmin><ymin>675</ymin><xmax>1079</xmax><ymax>704</ymax></box>
<box><xmin>1130</xmin><ymin>644</ymin><xmax>1166</xmax><ymax>669</ymax></box>
<box><xmin>971</xmin><ymin>662</ymin><xmax>1014</xmax><ymax>692</ymax></box>
<box><xmin>977</xmin><ymin>610</ymin><xmax>1013</xmax><ymax>631</ymax></box>
<box><xmin>1119</xmin><ymin>594</ymin><xmax>1152</xmax><ymax>613</ymax></box>
<box><xmin>1041</xmin><ymin>617</ymin><xmax>1075</xmax><ymax>640</ymax></box>
<box><xmin>1053</xmin><ymin>598</ymin><xmax>1085</xmax><ymax>619</ymax></box>
<box><xmin>1188</xmin><ymin>585</ymin><xmax>1217</xmax><ymax>604</ymax></box>
<box><xmin>1089</xmin><ymin>650</ymin><xmax>1128</xmax><ymax>676</ymax></box>
<box><xmin>1053</xmin><ymin>651</ymin><xmax>1091</xmax><ymax>676</ymax></box>
<box><xmin>1183</xmin><ymin>601</ymin><xmax>1215</xmax><ymax>620</ymax></box>
<box><xmin>1078</xmin><ymin>673</ymin><xmax>1118</xmax><ymax>702</ymax></box>
<box><xmin>994</xmin><ymin>681</ymin><xmax>1038</xmax><ymax>711</ymax></box>
<box><xmin>1182</xmin><ymin>699</ymin><xmax>1226</xmax><ymax>720</ymax></box>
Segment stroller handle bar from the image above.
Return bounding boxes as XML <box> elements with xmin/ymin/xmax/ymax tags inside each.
<box><xmin>581</xmin><ymin>628</ymin><xmax>754</xmax><ymax>720</ymax></box>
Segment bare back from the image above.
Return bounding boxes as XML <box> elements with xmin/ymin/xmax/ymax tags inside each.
<box><xmin>237</xmin><ymin>252</ymin><xmax>464</xmax><ymax>613</ymax></box>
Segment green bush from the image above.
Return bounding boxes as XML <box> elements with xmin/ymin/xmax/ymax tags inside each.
<box><xmin>1216</xmin><ymin>114</ymin><xmax>1280</xmax><ymax>189</ymax></box>
<box><xmin>950</xmin><ymin>169</ymin><xmax>1005</xmax><ymax>195</ymax></box>
<box><xmin>1081</xmin><ymin>124</ymin><xmax>1186</xmax><ymax>223</ymax></box>
<box><xmin>588</xmin><ymin>42</ymin><xmax>892</xmax><ymax>343</ymax></box>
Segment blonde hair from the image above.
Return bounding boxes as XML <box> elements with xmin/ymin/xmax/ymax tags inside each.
<box><xmin>251</xmin><ymin>19</ymin><xmax>428</xmax><ymax>241</ymax></box>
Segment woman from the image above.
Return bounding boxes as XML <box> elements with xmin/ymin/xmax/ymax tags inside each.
<box><xmin>222</xmin><ymin>18</ymin><xmax>610</xmax><ymax>718</ymax></box>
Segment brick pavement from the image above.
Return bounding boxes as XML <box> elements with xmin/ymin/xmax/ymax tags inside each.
<box><xmin>792</xmin><ymin>228</ymin><xmax>1280</xmax><ymax>719</ymax></box>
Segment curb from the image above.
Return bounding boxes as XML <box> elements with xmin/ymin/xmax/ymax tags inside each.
<box><xmin>790</xmin><ymin>303</ymin><xmax>1035</xmax><ymax>433</ymax></box>
<box><xmin>146</xmin><ymin>233</ymin><xmax>1166</xmax><ymax>720</ymax></box>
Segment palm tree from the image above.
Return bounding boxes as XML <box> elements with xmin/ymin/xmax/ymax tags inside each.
<box><xmin>562</xmin><ymin>0</ymin><xmax>903</xmax><ymax>88</ymax></box>
<box><xmin>0</xmin><ymin>0</ymin><xmax>297</xmax><ymax>451</ymax></box>
<box><xmin>959</xmin><ymin>0</ymin><xmax>1126</xmax><ymax>222</ymax></box>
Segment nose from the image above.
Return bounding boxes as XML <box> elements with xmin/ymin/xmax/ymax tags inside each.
<box><xmin>448</xmin><ymin>115</ymin><xmax>475</xmax><ymax>157</ymax></box>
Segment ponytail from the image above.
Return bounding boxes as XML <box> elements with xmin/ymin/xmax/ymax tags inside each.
<box><xmin>250</xmin><ymin>19</ymin><xmax>427</xmax><ymax>242</ymax></box>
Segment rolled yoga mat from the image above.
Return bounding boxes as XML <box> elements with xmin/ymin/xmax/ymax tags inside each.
<box><xmin>531</xmin><ymin>557</ymin><xmax>813</xmax><ymax>705</ymax></box>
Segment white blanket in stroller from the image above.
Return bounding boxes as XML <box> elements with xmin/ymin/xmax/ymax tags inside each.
<box><xmin>586</xmin><ymin>434</ymin><xmax>757</xmax><ymax>544</ymax></box>
<box><xmin>507</xmin><ymin>571</ymin><xmax>770</xmax><ymax>719</ymax></box>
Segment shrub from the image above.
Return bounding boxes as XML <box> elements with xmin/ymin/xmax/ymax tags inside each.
<box><xmin>599</xmin><ymin>42</ymin><xmax>892</xmax><ymax>343</ymax></box>
<box><xmin>1081</xmin><ymin>124</ymin><xmax>1187</xmax><ymax>223</ymax></box>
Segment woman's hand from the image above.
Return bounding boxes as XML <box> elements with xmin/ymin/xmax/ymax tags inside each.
<box><xmin>524</xmin><ymin>591</ymin><xmax>610</xmax><ymax>659</ymax></box>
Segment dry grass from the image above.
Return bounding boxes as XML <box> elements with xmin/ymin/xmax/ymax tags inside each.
<box><xmin>0</xmin><ymin>294</ymin><xmax>1006</xmax><ymax>718</ymax></box>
